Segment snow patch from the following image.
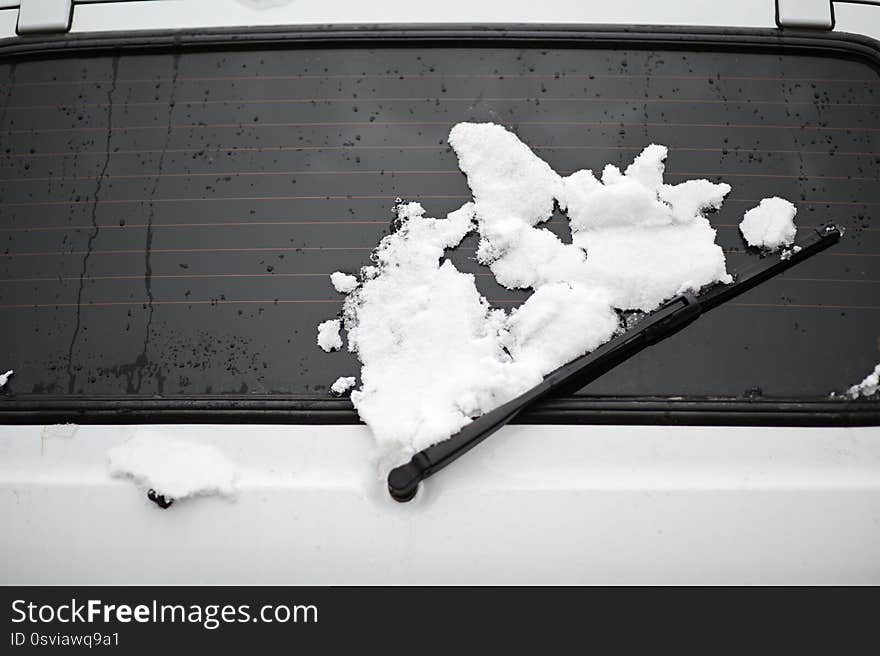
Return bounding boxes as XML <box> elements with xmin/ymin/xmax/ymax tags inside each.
<box><xmin>341</xmin><ymin>201</ymin><xmax>520</xmax><ymax>464</ymax></box>
<box><xmin>316</xmin><ymin>319</ymin><xmax>343</xmax><ymax>352</ymax></box>
<box><xmin>501</xmin><ymin>282</ymin><xmax>619</xmax><ymax>373</ymax></box>
<box><xmin>780</xmin><ymin>244</ymin><xmax>802</xmax><ymax>261</ymax></box>
<box><xmin>321</xmin><ymin>122</ymin><xmax>799</xmax><ymax>468</ymax></box>
<box><xmin>739</xmin><ymin>197</ymin><xmax>797</xmax><ymax>251</ymax></box>
<box><xmin>847</xmin><ymin>364</ymin><xmax>880</xmax><ymax>399</ymax></box>
<box><xmin>108</xmin><ymin>434</ymin><xmax>238</xmax><ymax>501</ymax></box>
<box><xmin>450</xmin><ymin>123</ymin><xmax>730</xmax><ymax>310</ymax></box>
<box><xmin>0</xmin><ymin>370</ymin><xmax>12</xmax><ymax>389</ymax></box>
<box><xmin>330</xmin><ymin>271</ymin><xmax>358</xmax><ymax>294</ymax></box>
<box><xmin>330</xmin><ymin>376</ymin><xmax>356</xmax><ymax>395</ymax></box>
<box><xmin>42</xmin><ymin>423</ymin><xmax>78</xmax><ymax>440</ymax></box>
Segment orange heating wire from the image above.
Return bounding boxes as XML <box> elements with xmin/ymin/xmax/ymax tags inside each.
<box><xmin>1</xmin><ymin>222</ymin><xmax>879</xmax><ymax>233</ymax></box>
<box><xmin>0</xmin><ymin>220</ymin><xmax>390</xmax><ymax>232</ymax></box>
<box><xmin>3</xmin><ymin>145</ymin><xmax>878</xmax><ymax>159</ymax></box>
<box><xmin>4</xmin><ymin>120</ymin><xmax>880</xmax><ymax>136</ymax></box>
<box><xmin>7</xmin><ymin>96</ymin><xmax>880</xmax><ymax>111</ymax></box>
<box><xmin>0</xmin><ymin>273</ymin><xmax>877</xmax><ymax>284</ymax></box>
<box><xmin>0</xmin><ymin>300</ymin><xmax>877</xmax><ymax>310</ymax></box>
<box><xmin>1</xmin><ymin>196</ymin><xmax>879</xmax><ymax>208</ymax></box>
<box><xmin>1</xmin><ymin>245</ymin><xmax>878</xmax><ymax>258</ymax></box>
<box><xmin>2</xmin><ymin>72</ymin><xmax>877</xmax><ymax>90</ymax></box>
<box><xmin>2</xmin><ymin>170</ymin><xmax>879</xmax><ymax>184</ymax></box>
<box><xmin>1</xmin><ymin>246</ymin><xmax>375</xmax><ymax>257</ymax></box>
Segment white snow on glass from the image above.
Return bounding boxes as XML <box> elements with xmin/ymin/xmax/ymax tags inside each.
<box><xmin>0</xmin><ymin>370</ymin><xmax>12</xmax><ymax>389</ymax></box>
<box><xmin>739</xmin><ymin>196</ymin><xmax>797</xmax><ymax>251</ymax></box>
<box><xmin>330</xmin><ymin>271</ymin><xmax>358</xmax><ymax>294</ymax></box>
<box><xmin>316</xmin><ymin>319</ymin><xmax>343</xmax><ymax>352</ymax></box>
<box><xmin>330</xmin><ymin>376</ymin><xmax>356</xmax><ymax>395</ymax></box>
<box><xmin>318</xmin><ymin>122</ymin><xmax>796</xmax><ymax>468</ymax></box>
<box><xmin>846</xmin><ymin>363</ymin><xmax>880</xmax><ymax>399</ymax></box>
<box><xmin>108</xmin><ymin>434</ymin><xmax>238</xmax><ymax>501</ymax></box>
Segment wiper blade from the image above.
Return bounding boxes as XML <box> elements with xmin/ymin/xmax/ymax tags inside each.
<box><xmin>388</xmin><ymin>223</ymin><xmax>843</xmax><ymax>502</ymax></box>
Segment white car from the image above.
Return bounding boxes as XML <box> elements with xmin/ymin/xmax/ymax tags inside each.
<box><xmin>1</xmin><ymin>0</ymin><xmax>879</xmax><ymax>584</ymax></box>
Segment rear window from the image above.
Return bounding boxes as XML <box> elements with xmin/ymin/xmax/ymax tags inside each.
<box><xmin>1</xmin><ymin>32</ymin><xmax>878</xmax><ymax>416</ymax></box>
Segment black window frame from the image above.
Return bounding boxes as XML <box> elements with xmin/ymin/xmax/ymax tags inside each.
<box><xmin>1</xmin><ymin>23</ymin><xmax>879</xmax><ymax>427</ymax></box>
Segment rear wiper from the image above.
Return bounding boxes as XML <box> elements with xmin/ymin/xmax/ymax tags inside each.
<box><xmin>388</xmin><ymin>223</ymin><xmax>843</xmax><ymax>502</ymax></box>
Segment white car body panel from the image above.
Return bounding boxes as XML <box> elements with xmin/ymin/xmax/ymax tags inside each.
<box><xmin>67</xmin><ymin>0</ymin><xmax>778</xmax><ymax>33</ymax></box>
<box><xmin>0</xmin><ymin>7</ymin><xmax>17</xmax><ymax>37</ymax></box>
<box><xmin>3</xmin><ymin>423</ymin><xmax>880</xmax><ymax>584</ymax></box>
<box><xmin>1</xmin><ymin>0</ymin><xmax>879</xmax><ymax>583</ymax></box>
<box><xmin>835</xmin><ymin>1</ymin><xmax>880</xmax><ymax>39</ymax></box>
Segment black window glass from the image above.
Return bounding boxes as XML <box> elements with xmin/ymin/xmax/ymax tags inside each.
<box><xmin>0</xmin><ymin>42</ymin><xmax>878</xmax><ymax>403</ymax></box>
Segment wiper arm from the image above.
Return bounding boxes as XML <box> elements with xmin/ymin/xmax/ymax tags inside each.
<box><xmin>388</xmin><ymin>223</ymin><xmax>843</xmax><ymax>502</ymax></box>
